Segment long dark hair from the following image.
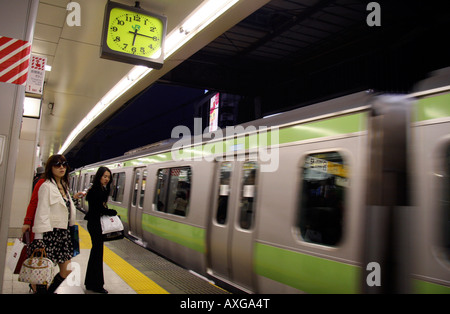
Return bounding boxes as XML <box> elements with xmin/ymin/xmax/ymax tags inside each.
<box><xmin>90</xmin><ymin>166</ymin><xmax>112</xmax><ymax>202</ymax></box>
<box><xmin>44</xmin><ymin>154</ymin><xmax>70</xmax><ymax>190</ymax></box>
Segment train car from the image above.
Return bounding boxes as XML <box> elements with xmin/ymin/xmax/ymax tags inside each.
<box><xmin>69</xmin><ymin>72</ymin><xmax>450</xmax><ymax>293</ymax></box>
<box><xmin>408</xmin><ymin>69</ymin><xmax>450</xmax><ymax>293</ymax></box>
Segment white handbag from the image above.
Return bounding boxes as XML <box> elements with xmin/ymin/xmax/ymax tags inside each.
<box><xmin>100</xmin><ymin>215</ymin><xmax>124</xmax><ymax>241</ymax></box>
<box><xmin>100</xmin><ymin>215</ymin><xmax>124</xmax><ymax>234</ymax></box>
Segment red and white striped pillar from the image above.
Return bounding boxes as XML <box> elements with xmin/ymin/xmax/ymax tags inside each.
<box><xmin>0</xmin><ymin>36</ymin><xmax>32</xmax><ymax>86</ymax></box>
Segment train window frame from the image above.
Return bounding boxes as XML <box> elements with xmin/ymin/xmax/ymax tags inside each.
<box><xmin>153</xmin><ymin>166</ymin><xmax>192</xmax><ymax>217</ymax></box>
<box><xmin>296</xmin><ymin>151</ymin><xmax>349</xmax><ymax>247</ymax></box>
<box><xmin>83</xmin><ymin>174</ymin><xmax>94</xmax><ymax>193</ymax></box>
<box><xmin>215</xmin><ymin>161</ymin><xmax>233</xmax><ymax>225</ymax></box>
<box><xmin>69</xmin><ymin>176</ymin><xmax>77</xmax><ymax>192</ymax></box>
<box><xmin>238</xmin><ymin>161</ymin><xmax>259</xmax><ymax>230</ymax></box>
<box><xmin>82</xmin><ymin>174</ymin><xmax>88</xmax><ymax>193</ymax></box>
<box><xmin>76</xmin><ymin>174</ymin><xmax>82</xmax><ymax>192</ymax></box>
<box><xmin>139</xmin><ymin>169</ymin><xmax>147</xmax><ymax>208</ymax></box>
<box><xmin>110</xmin><ymin>172</ymin><xmax>126</xmax><ymax>203</ymax></box>
<box><xmin>132</xmin><ymin>170</ymin><xmax>141</xmax><ymax>207</ymax></box>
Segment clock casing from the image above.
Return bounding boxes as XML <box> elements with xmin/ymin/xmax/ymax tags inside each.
<box><xmin>100</xmin><ymin>1</ymin><xmax>167</xmax><ymax>69</ymax></box>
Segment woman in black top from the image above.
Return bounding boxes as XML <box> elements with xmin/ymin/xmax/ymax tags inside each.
<box><xmin>84</xmin><ymin>166</ymin><xmax>116</xmax><ymax>294</ymax></box>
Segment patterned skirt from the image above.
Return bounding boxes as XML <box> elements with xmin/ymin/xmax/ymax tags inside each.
<box><xmin>28</xmin><ymin>228</ymin><xmax>74</xmax><ymax>264</ymax></box>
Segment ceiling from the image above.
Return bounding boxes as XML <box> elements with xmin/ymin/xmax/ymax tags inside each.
<box><xmin>32</xmin><ymin>0</ymin><xmax>450</xmax><ymax>168</ymax></box>
<box><xmin>32</xmin><ymin>0</ymin><xmax>270</xmax><ymax>165</ymax></box>
<box><xmin>164</xmin><ymin>0</ymin><xmax>450</xmax><ymax>103</ymax></box>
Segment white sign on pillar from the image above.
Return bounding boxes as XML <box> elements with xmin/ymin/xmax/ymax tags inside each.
<box><xmin>25</xmin><ymin>55</ymin><xmax>46</xmax><ymax>94</ymax></box>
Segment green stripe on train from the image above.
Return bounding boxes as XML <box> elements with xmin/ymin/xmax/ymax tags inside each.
<box><xmin>278</xmin><ymin>112</ymin><xmax>367</xmax><ymax>145</ymax></box>
<box><xmin>84</xmin><ymin>202</ymin><xmax>127</xmax><ymax>222</ymax></box>
<box><xmin>255</xmin><ymin>243</ymin><xmax>450</xmax><ymax>293</ymax></box>
<box><xmin>254</xmin><ymin>242</ymin><xmax>360</xmax><ymax>294</ymax></box>
<box><xmin>415</xmin><ymin>93</ymin><xmax>450</xmax><ymax>122</ymax></box>
<box><xmin>413</xmin><ymin>279</ymin><xmax>450</xmax><ymax>294</ymax></box>
<box><xmin>108</xmin><ymin>204</ymin><xmax>128</xmax><ymax>223</ymax></box>
<box><xmin>105</xmin><ymin>112</ymin><xmax>368</xmax><ymax>169</ymax></box>
<box><xmin>142</xmin><ymin>214</ymin><xmax>206</xmax><ymax>253</ymax></box>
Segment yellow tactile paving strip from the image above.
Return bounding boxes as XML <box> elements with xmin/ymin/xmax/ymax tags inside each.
<box><xmin>77</xmin><ymin>223</ymin><xmax>169</xmax><ymax>294</ymax></box>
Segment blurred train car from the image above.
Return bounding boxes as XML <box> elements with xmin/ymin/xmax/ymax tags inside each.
<box><xmin>69</xmin><ymin>70</ymin><xmax>450</xmax><ymax>293</ymax></box>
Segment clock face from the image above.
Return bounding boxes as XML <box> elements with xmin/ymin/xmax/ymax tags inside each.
<box><xmin>106</xmin><ymin>7</ymin><xmax>164</xmax><ymax>59</ymax></box>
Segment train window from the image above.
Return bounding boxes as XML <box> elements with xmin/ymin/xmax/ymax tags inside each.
<box><xmin>70</xmin><ymin>176</ymin><xmax>76</xmax><ymax>192</ymax></box>
<box><xmin>139</xmin><ymin>170</ymin><xmax>147</xmax><ymax>208</ymax></box>
<box><xmin>239</xmin><ymin>161</ymin><xmax>258</xmax><ymax>230</ymax></box>
<box><xmin>442</xmin><ymin>145</ymin><xmax>450</xmax><ymax>259</ymax></box>
<box><xmin>110</xmin><ymin>172</ymin><xmax>126</xmax><ymax>203</ymax></box>
<box><xmin>72</xmin><ymin>176</ymin><xmax>77</xmax><ymax>191</ymax></box>
<box><xmin>154</xmin><ymin>167</ymin><xmax>191</xmax><ymax>217</ymax></box>
<box><xmin>76</xmin><ymin>174</ymin><xmax>82</xmax><ymax>192</ymax></box>
<box><xmin>132</xmin><ymin>170</ymin><xmax>140</xmax><ymax>207</ymax></box>
<box><xmin>82</xmin><ymin>174</ymin><xmax>93</xmax><ymax>194</ymax></box>
<box><xmin>83</xmin><ymin>174</ymin><xmax>88</xmax><ymax>192</ymax></box>
<box><xmin>298</xmin><ymin>152</ymin><xmax>347</xmax><ymax>246</ymax></box>
<box><xmin>216</xmin><ymin>162</ymin><xmax>232</xmax><ymax>224</ymax></box>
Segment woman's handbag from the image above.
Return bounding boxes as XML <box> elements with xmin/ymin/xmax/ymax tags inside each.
<box><xmin>18</xmin><ymin>248</ymin><xmax>54</xmax><ymax>285</ymax></box>
<box><xmin>100</xmin><ymin>215</ymin><xmax>124</xmax><ymax>241</ymax></box>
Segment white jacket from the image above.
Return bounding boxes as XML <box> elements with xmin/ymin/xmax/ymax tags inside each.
<box><xmin>33</xmin><ymin>179</ymin><xmax>76</xmax><ymax>234</ymax></box>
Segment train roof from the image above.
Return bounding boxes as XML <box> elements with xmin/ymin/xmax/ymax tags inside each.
<box><xmin>71</xmin><ymin>90</ymin><xmax>374</xmax><ymax>172</ymax></box>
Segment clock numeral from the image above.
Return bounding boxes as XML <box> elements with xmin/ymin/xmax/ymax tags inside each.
<box><xmin>110</xmin><ymin>26</ymin><xmax>118</xmax><ymax>32</ymax></box>
<box><xmin>134</xmin><ymin>15</ymin><xmax>141</xmax><ymax>22</ymax></box>
<box><xmin>122</xmin><ymin>43</ymin><xmax>128</xmax><ymax>50</ymax></box>
<box><xmin>149</xmin><ymin>26</ymin><xmax>156</xmax><ymax>32</ymax></box>
<box><xmin>114</xmin><ymin>36</ymin><xmax>120</xmax><ymax>42</ymax></box>
<box><xmin>125</xmin><ymin>15</ymin><xmax>132</xmax><ymax>22</ymax></box>
<box><xmin>140</xmin><ymin>47</ymin><xmax>146</xmax><ymax>54</ymax></box>
<box><xmin>117</xmin><ymin>19</ymin><xmax>125</xmax><ymax>26</ymax></box>
<box><xmin>131</xmin><ymin>47</ymin><xmax>137</xmax><ymax>54</ymax></box>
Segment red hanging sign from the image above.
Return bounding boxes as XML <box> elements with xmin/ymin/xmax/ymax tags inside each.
<box><xmin>0</xmin><ymin>36</ymin><xmax>32</xmax><ymax>86</ymax></box>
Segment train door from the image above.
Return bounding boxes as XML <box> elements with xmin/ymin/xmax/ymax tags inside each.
<box><xmin>128</xmin><ymin>167</ymin><xmax>147</xmax><ymax>240</ymax></box>
<box><xmin>410</xmin><ymin>93</ymin><xmax>450</xmax><ymax>292</ymax></box>
<box><xmin>207</xmin><ymin>159</ymin><xmax>259</xmax><ymax>292</ymax></box>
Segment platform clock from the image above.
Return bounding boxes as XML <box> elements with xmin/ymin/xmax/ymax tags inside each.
<box><xmin>100</xmin><ymin>1</ymin><xmax>167</xmax><ymax>69</ymax></box>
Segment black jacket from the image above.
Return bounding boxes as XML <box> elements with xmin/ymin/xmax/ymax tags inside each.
<box><xmin>84</xmin><ymin>185</ymin><xmax>116</xmax><ymax>221</ymax></box>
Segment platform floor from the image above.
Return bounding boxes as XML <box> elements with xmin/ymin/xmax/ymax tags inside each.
<box><xmin>3</xmin><ymin>218</ymin><xmax>229</xmax><ymax>294</ymax></box>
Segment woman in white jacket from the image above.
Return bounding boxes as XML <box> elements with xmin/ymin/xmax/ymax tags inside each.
<box><xmin>30</xmin><ymin>154</ymin><xmax>77</xmax><ymax>294</ymax></box>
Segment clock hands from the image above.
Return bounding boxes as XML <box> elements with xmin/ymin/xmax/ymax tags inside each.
<box><xmin>128</xmin><ymin>30</ymin><xmax>157</xmax><ymax>44</ymax></box>
<box><xmin>130</xmin><ymin>29</ymin><xmax>138</xmax><ymax>46</ymax></box>
<box><xmin>129</xmin><ymin>24</ymin><xmax>141</xmax><ymax>46</ymax></box>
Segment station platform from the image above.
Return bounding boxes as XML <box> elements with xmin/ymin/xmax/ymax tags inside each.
<box><xmin>3</xmin><ymin>216</ymin><xmax>229</xmax><ymax>295</ymax></box>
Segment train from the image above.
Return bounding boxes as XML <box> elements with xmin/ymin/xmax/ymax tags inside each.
<box><xmin>69</xmin><ymin>68</ymin><xmax>450</xmax><ymax>293</ymax></box>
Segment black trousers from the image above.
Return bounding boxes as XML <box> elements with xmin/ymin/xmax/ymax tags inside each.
<box><xmin>85</xmin><ymin>218</ymin><xmax>104</xmax><ymax>289</ymax></box>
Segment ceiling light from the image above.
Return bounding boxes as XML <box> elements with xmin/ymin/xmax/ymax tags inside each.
<box><xmin>58</xmin><ymin>0</ymin><xmax>240</xmax><ymax>155</ymax></box>
<box><xmin>23</xmin><ymin>96</ymin><xmax>41</xmax><ymax>118</ymax></box>
<box><xmin>165</xmin><ymin>0</ymin><xmax>239</xmax><ymax>58</ymax></box>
